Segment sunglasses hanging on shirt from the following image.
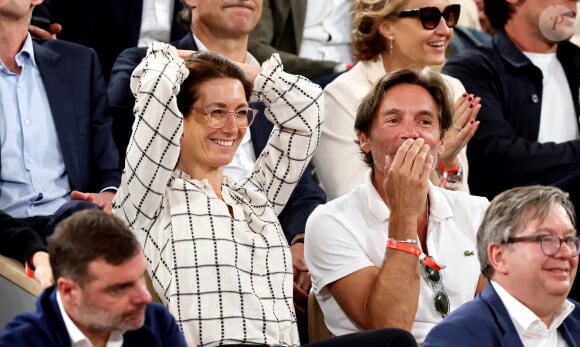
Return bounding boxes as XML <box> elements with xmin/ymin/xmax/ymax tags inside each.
<box><xmin>420</xmin><ymin>256</ymin><xmax>450</xmax><ymax>317</ymax></box>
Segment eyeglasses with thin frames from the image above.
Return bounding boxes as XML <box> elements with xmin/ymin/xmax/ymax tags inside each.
<box><xmin>191</xmin><ymin>106</ymin><xmax>258</xmax><ymax>129</ymax></box>
<box><xmin>420</xmin><ymin>257</ymin><xmax>450</xmax><ymax>317</ymax></box>
<box><xmin>397</xmin><ymin>4</ymin><xmax>461</xmax><ymax>30</ymax></box>
<box><xmin>504</xmin><ymin>234</ymin><xmax>580</xmax><ymax>257</ymax></box>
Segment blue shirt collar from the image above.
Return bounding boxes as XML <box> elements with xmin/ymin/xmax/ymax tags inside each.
<box><xmin>18</xmin><ymin>33</ymin><xmax>37</xmax><ymax>67</ymax></box>
<box><xmin>0</xmin><ymin>33</ymin><xmax>37</xmax><ymax>73</ymax></box>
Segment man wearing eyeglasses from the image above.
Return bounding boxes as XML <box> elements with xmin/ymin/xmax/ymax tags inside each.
<box><xmin>424</xmin><ymin>185</ymin><xmax>580</xmax><ymax>346</ymax></box>
<box><xmin>305</xmin><ymin>68</ymin><xmax>490</xmax><ymax>345</ymax></box>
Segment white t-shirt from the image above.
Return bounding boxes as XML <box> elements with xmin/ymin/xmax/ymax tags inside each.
<box><xmin>305</xmin><ymin>171</ymin><xmax>489</xmax><ymax>344</ymax></box>
<box><xmin>524</xmin><ymin>52</ymin><xmax>579</xmax><ymax>144</ymax></box>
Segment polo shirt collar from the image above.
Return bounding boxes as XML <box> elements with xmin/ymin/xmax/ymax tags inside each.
<box><xmin>361</xmin><ymin>170</ymin><xmax>389</xmax><ymax>223</ymax></box>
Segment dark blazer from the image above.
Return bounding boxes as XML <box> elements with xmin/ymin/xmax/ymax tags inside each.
<box><xmin>0</xmin><ymin>286</ymin><xmax>187</xmax><ymax>347</ymax></box>
<box><xmin>108</xmin><ymin>33</ymin><xmax>327</xmax><ymax>242</ymax></box>
<box><xmin>51</xmin><ymin>0</ymin><xmax>187</xmax><ymax>81</ymax></box>
<box><xmin>0</xmin><ymin>40</ymin><xmax>120</xmax><ymax>201</ymax></box>
<box><xmin>424</xmin><ymin>282</ymin><xmax>580</xmax><ymax>346</ymax></box>
<box><xmin>247</xmin><ymin>0</ymin><xmax>339</xmax><ymax>80</ymax></box>
<box><xmin>0</xmin><ymin>211</ymin><xmax>46</xmax><ymax>264</ymax></box>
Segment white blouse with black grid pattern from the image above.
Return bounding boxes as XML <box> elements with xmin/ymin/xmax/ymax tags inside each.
<box><xmin>112</xmin><ymin>43</ymin><xmax>323</xmax><ymax>347</ymax></box>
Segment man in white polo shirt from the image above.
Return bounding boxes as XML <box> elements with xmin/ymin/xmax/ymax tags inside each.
<box><xmin>305</xmin><ymin>68</ymin><xmax>489</xmax><ymax>344</ymax></box>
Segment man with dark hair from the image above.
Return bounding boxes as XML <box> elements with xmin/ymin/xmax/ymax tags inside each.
<box><xmin>442</xmin><ymin>0</ymin><xmax>580</xmax><ymax>201</ymax></box>
<box><xmin>425</xmin><ymin>185</ymin><xmax>580</xmax><ymax>346</ymax></box>
<box><xmin>305</xmin><ymin>68</ymin><xmax>489</xmax><ymax>344</ymax></box>
<box><xmin>0</xmin><ymin>210</ymin><xmax>187</xmax><ymax>347</ymax></box>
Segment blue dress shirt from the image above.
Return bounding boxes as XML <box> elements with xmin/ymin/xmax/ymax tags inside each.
<box><xmin>0</xmin><ymin>34</ymin><xmax>70</xmax><ymax>217</ymax></box>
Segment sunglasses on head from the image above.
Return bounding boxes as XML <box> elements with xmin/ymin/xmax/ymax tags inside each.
<box><xmin>397</xmin><ymin>4</ymin><xmax>461</xmax><ymax>30</ymax></box>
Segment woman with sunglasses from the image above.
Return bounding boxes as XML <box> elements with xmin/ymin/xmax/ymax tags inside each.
<box><xmin>313</xmin><ymin>0</ymin><xmax>481</xmax><ymax>200</ymax></box>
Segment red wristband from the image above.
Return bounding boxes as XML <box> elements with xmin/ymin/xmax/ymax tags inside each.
<box><xmin>386</xmin><ymin>239</ymin><xmax>445</xmax><ymax>271</ymax></box>
<box><xmin>438</xmin><ymin>161</ymin><xmax>460</xmax><ymax>187</ymax></box>
<box><xmin>438</xmin><ymin>161</ymin><xmax>460</xmax><ymax>175</ymax></box>
<box><xmin>386</xmin><ymin>239</ymin><xmax>421</xmax><ymax>256</ymax></box>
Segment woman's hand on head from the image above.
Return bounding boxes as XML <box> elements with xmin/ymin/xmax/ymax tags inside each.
<box><xmin>177</xmin><ymin>49</ymin><xmax>261</xmax><ymax>83</ymax></box>
<box><xmin>233</xmin><ymin>63</ymin><xmax>262</xmax><ymax>85</ymax></box>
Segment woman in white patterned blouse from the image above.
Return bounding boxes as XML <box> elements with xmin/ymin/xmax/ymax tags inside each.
<box><xmin>113</xmin><ymin>42</ymin><xmax>418</xmax><ymax>347</ymax></box>
<box><xmin>112</xmin><ymin>42</ymin><xmax>323</xmax><ymax>346</ymax></box>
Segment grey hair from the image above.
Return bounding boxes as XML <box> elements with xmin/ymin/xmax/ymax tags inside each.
<box><xmin>477</xmin><ymin>185</ymin><xmax>575</xmax><ymax>278</ymax></box>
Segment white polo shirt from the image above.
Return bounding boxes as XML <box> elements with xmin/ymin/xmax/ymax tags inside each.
<box><xmin>305</xmin><ymin>170</ymin><xmax>489</xmax><ymax>344</ymax></box>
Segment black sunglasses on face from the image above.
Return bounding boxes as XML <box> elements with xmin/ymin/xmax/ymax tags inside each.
<box><xmin>397</xmin><ymin>4</ymin><xmax>461</xmax><ymax>30</ymax></box>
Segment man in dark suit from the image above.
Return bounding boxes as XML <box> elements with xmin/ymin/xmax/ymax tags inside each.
<box><xmin>108</xmin><ymin>0</ymin><xmax>326</xmax><ymax>342</ymax></box>
<box><xmin>0</xmin><ymin>210</ymin><xmax>188</xmax><ymax>347</ymax></box>
<box><xmin>424</xmin><ymin>186</ymin><xmax>580</xmax><ymax>346</ymax></box>
<box><xmin>48</xmin><ymin>0</ymin><xmax>187</xmax><ymax>81</ymax></box>
<box><xmin>0</xmin><ymin>0</ymin><xmax>120</xmax><ymax>233</ymax></box>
